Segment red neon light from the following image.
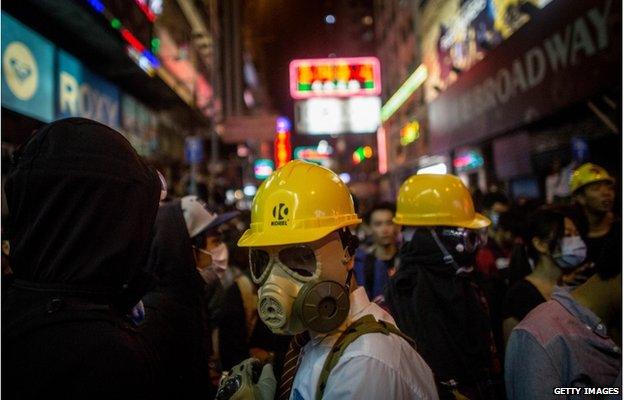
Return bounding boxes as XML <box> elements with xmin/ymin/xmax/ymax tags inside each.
<box><xmin>289</xmin><ymin>57</ymin><xmax>381</xmax><ymax>99</ymax></box>
<box><xmin>274</xmin><ymin>131</ymin><xmax>292</xmax><ymax>168</ymax></box>
<box><xmin>376</xmin><ymin>126</ymin><xmax>388</xmax><ymax>174</ymax></box>
<box><xmin>121</xmin><ymin>28</ymin><xmax>145</xmax><ymax>52</ymax></box>
<box><xmin>134</xmin><ymin>0</ymin><xmax>157</xmax><ymax>22</ymax></box>
<box><xmin>453</xmin><ymin>156</ymin><xmax>472</xmax><ymax>168</ymax></box>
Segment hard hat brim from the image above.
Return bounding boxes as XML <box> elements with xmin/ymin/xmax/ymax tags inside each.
<box><xmin>571</xmin><ymin>176</ymin><xmax>615</xmax><ymax>194</ymax></box>
<box><xmin>237</xmin><ymin>218</ymin><xmax>362</xmax><ymax>247</ymax></box>
<box><xmin>393</xmin><ymin>212</ymin><xmax>491</xmax><ymax>229</ymax></box>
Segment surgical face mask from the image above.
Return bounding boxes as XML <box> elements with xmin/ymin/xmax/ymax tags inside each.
<box><xmin>552</xmin><ymin>236</ymin><xmax>587</xmax><ymax>269</ymax></box>
<box><xmin>195</xmin><ymin>243</ymin><xmax>229</xmax><ymax>279</ymax></box>
<box><xmin>249</xmin><ymin>236</ymin><xmax>351</xmax><ymax>335</ymax></box>
<box><xmin>489</xmin><ymin>211</ymin><xmax>500</xmax><ymax>229</ymax></box>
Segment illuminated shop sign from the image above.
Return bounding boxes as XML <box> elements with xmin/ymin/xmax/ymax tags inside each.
<box><xmin>57</xmin><ymin>50</ymin><xmax>120</xmax><ymax>128</ymax></box>
<box><xmin>352</xmin><ymin>146</ymin><xmax>373</xmax><ymax>165</ymax></box>
<box><xmin>453</xmin><ymin>150</ymin><xmax>484</xmax><ymax>172</ymax></box>
<box><xmin>274</xmin><ymin>117</ymin><xmax>292</xmax><ymax>168</ymax></box>
<box><xmin>1</xmin><ymin>12</ymin><xmax>55</xmax><ymax>122</ymax></box>
<box><xmin>254</xmin><ymin>159</ymin><xmax>274</xmax><ymax>179</ymax></box>
<box><xmin>422</xmin><ymin>0</ymin><xmax>554</xmax><ymax>102</ymax></box>
<box><xmin>289</xmin><ymin>57</ymin><xmax>381</xmax><ymax>99</ymax></box>
<box><xmin>294</xmin><ymin>140</ymin><xmax>333</xmax><ymax>166</ymax></box>
<box><xmin>428</xmin><ymin>0</ymin><xmax>619</xmax><ymax>152</ymax></box>
<box><xmin>295</xmin><ymin>96</ymin><xmax>381</xmax><ymax>135</ymax></box>
<box><xmin>400</xmin><ymin>121</ymin><xmax>420</xmax><ymax>146</ymax></box>
<box><xmin>86</xmin><ymin>0</ymin><xmax>160</xmax><ymax>74</ymax></box>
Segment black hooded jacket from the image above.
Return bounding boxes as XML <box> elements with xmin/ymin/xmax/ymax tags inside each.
<box><xmin>2</xmin><ymin>118</ymin><xmax>163</xmax><ymax>399</ymax></box>
<box><xmin>385</xmin><ymin>229</ymin><xmax>500</xmax><ymax>399</ymax></box>
<box><xmin>141</xmin><ymin>199</ymin><xmax>218</xmax><ymax>398</ymax></box>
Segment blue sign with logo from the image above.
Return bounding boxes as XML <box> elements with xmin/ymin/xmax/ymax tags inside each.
<box><xmin>1</xmin><ymin>12</ymin><xmax>55</xmax><ymax>122</ymax></box>
<box><xmin>185</xmin><ymin>136</ymin><xmax>204</xmax><ymax>164</ymax></box>
<box><xmin>57</xmin><ymin>50</ymin><xmax>120</xmax><ymax>128</ymax></box>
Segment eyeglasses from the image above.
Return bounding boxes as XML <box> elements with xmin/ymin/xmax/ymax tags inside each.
<box><xmin>249</xmin><ymin>245</ymin><xmax>318</xmax><ymax>283</ymax></box>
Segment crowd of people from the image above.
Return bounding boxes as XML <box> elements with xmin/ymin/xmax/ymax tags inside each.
<box><xmin>1</xmin><ymin>118</ymin><xmax>621</xmax><ymax>399</ymax></box>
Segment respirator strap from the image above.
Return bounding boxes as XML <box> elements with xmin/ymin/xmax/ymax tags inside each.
<box><xmin>344</xmin><ymin>269</ymin><xmax>354</xmax><ymax>292</ymax></box>
<box><xmin>429</xmin><ymin>228</ymin><xmax>473</xmax><ymax>275</ymax></box>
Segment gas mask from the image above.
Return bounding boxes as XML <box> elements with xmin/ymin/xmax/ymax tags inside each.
<box><xmin>552</xmin><ymin>236</ymin><xmax>587</xmax><ymax>269</ymax></box>
<box><xmin>430</xmin><ymin>227</ymin><xmax>486</xmax><ymax>273</ymax></box>
<box><xmin>249</xmin><ymin>232</ymin><xmax>354</xmax><ymax>335</ymax></box>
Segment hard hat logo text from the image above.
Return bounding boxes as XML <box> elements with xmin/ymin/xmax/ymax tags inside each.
<box><xmin>271</xmin><ymin>203</ymin><xmax>289</xmax><ymax>226</ymax></box>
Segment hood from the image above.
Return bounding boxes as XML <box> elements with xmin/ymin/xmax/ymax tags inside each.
<box><xmin>144</xmin><ymin>199</ymin><xmax>205</xmax><ymax>303</ymax></box>
<box><xmin>4</xmin><ymin>118</ymin><xmax>160</xmax><ymax>293</ymax></box>
<box><xmin>399</xmin><ymin>228</ymin><xmax>450</xmax><ymax>269</ymax></box>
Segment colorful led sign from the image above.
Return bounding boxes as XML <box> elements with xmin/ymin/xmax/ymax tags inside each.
<box><xmin>400</xmin><ymin>121</ymin><xmax>420</xmax><ymax>146</ymax></box>
<box><xmin>85</xmin><ymin>0</ymin><xmax>160</xmax><ymax>73</ymax></box>
<box><xmin>289</xmin><ymin>57</ymin><xmax>381</xmax><ymax>99</ymax></box>
<box><xmin>352</xmin><ymin>146</ymin><xmax>373</xmax><ymax>165</ymax></box>
<box><xmin>254</xmin><ymin>159</ymin><xmax>274</xmax><ymax>179</ymax></box>
<box><xmin>453</xmin><ymin>150</ymin><xmax>484</xmax><ymax>172</ymax></box>
<box><xmin>294</xmin><ymin>147</ymin><xmax>329</xmax><ymax>163</ymax></box>
<box><xmin>295</xmin><ymin>96</ymin><xmax>381</xmax><ymax>135</ymax></box>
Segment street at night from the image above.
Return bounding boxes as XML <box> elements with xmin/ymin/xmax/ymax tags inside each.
<box><xmin>1</xmin><ymin>0</ymin><xmax>622</xmax><ymax>399</ymax></box>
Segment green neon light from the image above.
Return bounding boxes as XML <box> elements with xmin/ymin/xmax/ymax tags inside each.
<box><xmin>380</xmin><ymin>64</ymin><xmax>428</xmax><ymax>122</ymax></box>
<box><xmin>111</xmin><ymin>18</ymin><xmax>121</xmax><ymax>29</ymax></box>
<box><xmin>151</xmin><ymin>37</ymin><xmax>161</xmax><ymax>53</ymax></box>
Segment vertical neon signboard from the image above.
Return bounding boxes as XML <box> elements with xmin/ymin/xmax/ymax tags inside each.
<box><xmin>274</xmin><ymin>116</ymin><xmax>292</xmax><ymax>168</ymax></box>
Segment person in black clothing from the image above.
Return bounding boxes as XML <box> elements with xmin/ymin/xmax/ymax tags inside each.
<box><xmin>386</xmin><ymin>174</ymin><xmax>502</xmax><ymax>399</ymax></box>
<box><xmin>2</xmin><ymin>118</ymin><xmax>164</xmax><ymax>399</ymax></box>
<box><xmin>502</xmin><ymin>208</ymin><xmax>587</xmax><ymax>343</ymax></box>
<box><xmin>142</xmin><ymin>194</ymin><xmax>240</xmax><ymax>397</ymax></box>
<box><xmin>142</xmin><ymin>199</ymin><xmax>216</xmax><ymax>398</ymax></box>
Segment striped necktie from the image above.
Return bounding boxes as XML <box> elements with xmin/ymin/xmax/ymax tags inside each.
<box><xmin>278</xmin><ymin>332</ymin><xmax>311</xmax><ymax>400</ymax></box>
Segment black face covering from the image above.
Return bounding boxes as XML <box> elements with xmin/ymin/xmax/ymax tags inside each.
<box><xmin>430</xmin><ymin>227</ymin><xmax>480</xmax><ymax>270</ymax></box>
<box><xmin>387</xmin><ymin>227</ymin><xmax>496</xmax><ymax>387</ymax></box>
<box><xmin>4</xmin><ymin>118</ymin><xmax>161</xmax><ymax>298</ymax></box>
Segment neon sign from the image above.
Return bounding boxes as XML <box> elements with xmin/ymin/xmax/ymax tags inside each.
<box><xmin>352</xmin><ymin>146</ymin><xmax>373</xmax><ymax>165</ymax></box>
<box><xmin>400</xmin><ymin>121</ymin><xmax>420</xmax><ymax>146</ymax></box>
<box><xmin>289</xmin><ymin>57</ymin><xmax>381</xmax><ymax>99</ymax></box>
<box><xmin>85</xmin><ymin>0</ymin><xmax>160</xmax><ymax>73</ymax></box>
<box><xmin>381</xmin><ymin>64</ymin><xmax>427</xmax><ymax>122</ymax></box>
<box><xmin>254</xmin><ymin>159</ymin><xmax>274</xmax><ymax>180</ymax></box>
<box><xmin>274</xmin><ymin>117</ymin><xmax>292</xmax><ymax>168</ymax></box>
<box><xmin>453</xmin><ymin>150</ymin><xmax>484</xmax><ymax>172</ymax></box>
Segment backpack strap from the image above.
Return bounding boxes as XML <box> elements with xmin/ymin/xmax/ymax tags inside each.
<box><xmin>316</xmin><ymin>315</ymin><xmax>414</xmax><ymax>400</ymax></box>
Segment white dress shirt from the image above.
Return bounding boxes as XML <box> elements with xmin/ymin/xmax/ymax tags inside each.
<box><xmin>290</xmin><ymin>287</ymin><xmax>439</xmax><ymax>400</ymax></box>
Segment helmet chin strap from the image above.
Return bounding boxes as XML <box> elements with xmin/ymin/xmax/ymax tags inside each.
<box><xmin>429</xmin><ymin>228</ymin><xmax>474</xmax><ymax>275</ymax></box>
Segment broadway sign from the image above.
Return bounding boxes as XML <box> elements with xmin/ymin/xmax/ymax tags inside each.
<box><xmin>428</xmin><ymin>0</ymin><xmax>621</xmax><ymax>153</ymax></box>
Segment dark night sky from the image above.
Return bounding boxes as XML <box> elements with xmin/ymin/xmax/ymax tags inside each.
<box><xmin>244</xmin><ymin>0</ymin><xmax>375</xmax><ymax>122</ymax></box>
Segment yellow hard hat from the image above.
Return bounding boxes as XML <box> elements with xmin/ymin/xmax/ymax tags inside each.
<box><xmin>238</xmin><ymin>160</ymin><xmax>361</xmax><ymax>247</ymax></box>
<box><xmin>393</xmin><ymin>174</ymin><xmax>490</xmax><ymax>229</ymax></box>
<box><xmin>570</xmin><ymin>163</ymin><xmax>614</xmax><ymax>194</ymax></box>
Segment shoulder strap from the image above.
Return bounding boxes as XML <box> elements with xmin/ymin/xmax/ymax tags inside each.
<box><xmin>316</xmin><ymin>315</ymin><xmax>414</xmax><ymax>400</ymax></box>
